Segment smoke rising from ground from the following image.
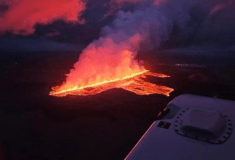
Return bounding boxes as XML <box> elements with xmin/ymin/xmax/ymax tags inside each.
<box><xmin>0</xmin><ymin>0</ymin><xmax>86</xmax><ymax>34</ymax></box>
<box><xmin>59</xmin><ymin>0</ymin><xmax>235</xmax><ymax>89</ymax></box>
<box><xmin>85</xmin><ymin>0</ymin><xmax>235</xmax><ymax>54</ymax></box>
<box><xmin>58</xmin><ymin>33</ymin><xmax>145</xmax><ymax>90</ymax></box>
<box><xmin>112</xmin><ymin>0</ymin><xmax>235</xmax><ymax>48</ymax></box>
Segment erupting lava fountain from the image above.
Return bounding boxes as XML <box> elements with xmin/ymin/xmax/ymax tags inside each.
<box><xmin>49</xmin><ymin>35</ymin><xmax>174</xmax><ymax>97</ymax></box>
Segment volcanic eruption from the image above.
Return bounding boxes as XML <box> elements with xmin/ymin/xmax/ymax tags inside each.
<box><xmin>49</xmin><ymin>33</ymin><xmax>174</xmax><ymax>97</ymax></box>
<box><xmin>48</xmin><ymin>0</ymin><xmax>199</xmax><ymax>97</ymax></box>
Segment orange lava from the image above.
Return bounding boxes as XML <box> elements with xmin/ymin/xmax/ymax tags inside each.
<box><xmin>49</xmin><ymin>70</ymin><xmax>174</xmax><ymax>97</ymax></box>
<box><xmin>49</xmin><ymin>38</ymin><xmax>174</xmax><ymax>98</ymax></box>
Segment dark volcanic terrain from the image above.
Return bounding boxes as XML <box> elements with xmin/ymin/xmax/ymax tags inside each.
<box><xmin>0</xmin><ymin>51</ymin><xmax>235</xmax><ymax>160</ymax></box>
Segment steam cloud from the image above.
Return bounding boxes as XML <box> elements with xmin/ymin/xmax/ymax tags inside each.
<box><xmin>61</xmin><ymin>0</ymin><xmax>235</xmax><ymax>88</ymax></box>
<box><xmin>59</xmin><ymin>33</ymin><xmax>144</xmax><ymax>90</ymax></box>
<box><xmin>0</xmin><ymin>0</ymin><xmax>86</xmax><ymax>34</ymax></box>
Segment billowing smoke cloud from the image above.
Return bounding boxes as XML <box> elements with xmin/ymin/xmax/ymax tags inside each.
<box><xmin>56</xmin><ymin>32</ymin><xmax>145</xmax><ymax>91</ymax></box>
<box><xmin>103</xmin><ymin>0</ymin><xmax>193</xmax><ymax>53</ymax></box>
<box><xmin>107</xmin><ymin>0</ymin><xmax>235</xmax><ymax>47</ymax></box>
<box><xmin>0</xmin><ymin>0</ymin><xmax>86</xmax><ymax>34</ymax></box>
<box><xmin>52</xmin><ymin>0</ymin><xmax>235</xmax><ymax>92</ymax></box>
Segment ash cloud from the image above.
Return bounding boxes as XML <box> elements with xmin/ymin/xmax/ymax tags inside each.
<box><xmin>0</xmin><ymin>0</ymin><xmax>86</xmax><ymax>34</ymax></box>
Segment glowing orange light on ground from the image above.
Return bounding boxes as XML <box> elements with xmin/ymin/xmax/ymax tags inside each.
<box><xmin>50</xmin><ymin>70</ymin><xmax>174</xmax><ymax>97</ymax></box>
<box><xmin>49</xmin><ymin>39</ymin><xmax>174</xmax><ymax>98</ymax></box>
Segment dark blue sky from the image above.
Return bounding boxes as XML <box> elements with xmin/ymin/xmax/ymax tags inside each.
<box><xmin>0</xmin><ymin>0</ymin><xmax>235</xmax><ymax>52</ymax></box>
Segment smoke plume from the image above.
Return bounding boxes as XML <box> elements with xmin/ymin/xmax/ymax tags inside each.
<box><xmin>58</xmin><ymin>0</ymin><xmax>235</xmax><ymax>89</ymax></box>
<box><xmin>0</xmin><ymin>0</ymin><xmax>86</xmax><ymax>34</ymax></box>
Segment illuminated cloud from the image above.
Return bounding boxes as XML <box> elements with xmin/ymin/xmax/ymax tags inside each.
<box><xmin>0</xmin><ymin>0</ymin><xmax>86</xmax><ymax>34</ymax></box>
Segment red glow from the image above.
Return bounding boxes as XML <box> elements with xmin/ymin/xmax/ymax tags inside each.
<box><xmin>50</xmin><ymin>70</ymin><xmax>174</xmax><ymax>97</ymax></box>
<box><xmin>0</xmin><ymin>0</ymin><xmax>86</xmax><ymax>34</ymax></box>
<box><xmin>49</xmin><ymin>34</ymin><xmax>173</xmax><ymax>97</ymax></box>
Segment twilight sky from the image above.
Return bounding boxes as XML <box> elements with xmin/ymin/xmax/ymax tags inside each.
<box><xmin>0</xmin><ymin>0</ymin><xmax>235</xmax><ymax>52</ymax></box>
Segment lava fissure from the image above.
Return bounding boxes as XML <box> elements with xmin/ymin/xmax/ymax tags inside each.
<box><xmin>49</xmin><ymin>41</ymin><xmax>173</xmax><ymax>97</ymax></box>
<box><xmin>50</xmin><ymin>70</ymin><xmax>174</xmax><ymax>97</ymax></box>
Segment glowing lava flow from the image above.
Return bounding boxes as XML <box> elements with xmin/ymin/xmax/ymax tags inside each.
<box><xmin>49</xmin><ymin>70</ymin><xmax>174</xmax><ymax>97</ymax></box>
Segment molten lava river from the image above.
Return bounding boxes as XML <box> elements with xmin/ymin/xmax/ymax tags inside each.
<box><xmin>50</xmin><ymin>70</ymin><xmax>174</xmax><ymax>97</ymax></box>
